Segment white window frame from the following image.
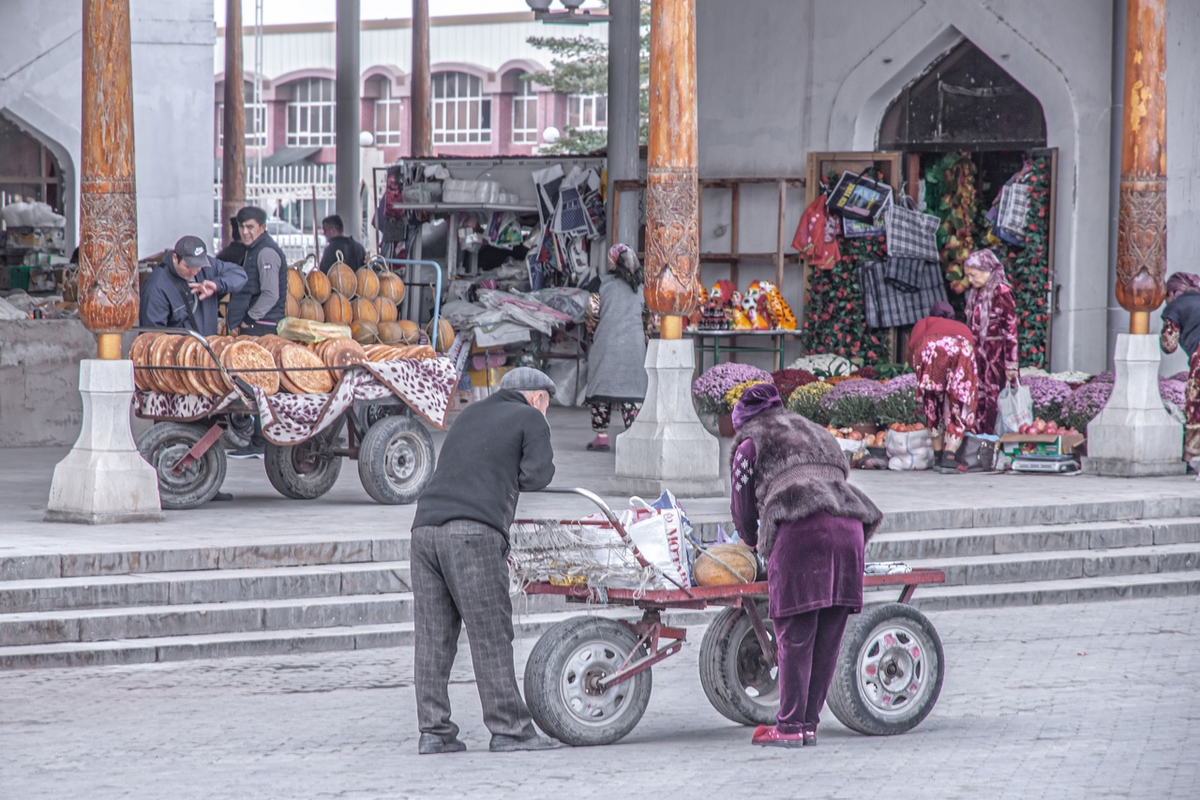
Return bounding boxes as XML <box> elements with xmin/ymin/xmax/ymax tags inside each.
<box><xmin>511</xmin><ymin>77</ymin><xmax>538</xmax><ymax>145</ymax></box>
<box><xmin>374</xmin><ymin>80</ymin><xmax>403</xmax><ymax>146</ymax></box>
<box><xmin>217</xmin><ymin>100</ymin><xmax>268</xmax><ymax>150</ymax></box>
<box><xmin>433</xmin><ymin>72</ymin><xmax>492</xmax><ymax>145</ymax></box>
<box><xmin>286</xmin><ymin>78</ymin><xmax>336</xmax><ymax>147</ymax></box>
<box><xmin>568</xmin><ymin>93</ymin><xmax>608</xmax><ymax>131</ymax></box>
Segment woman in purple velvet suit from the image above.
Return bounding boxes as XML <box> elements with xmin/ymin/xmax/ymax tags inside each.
<box><xmin>730</xmin><ymin>383</ymin><xmax>882</xmax><ymax>747</ymax></box>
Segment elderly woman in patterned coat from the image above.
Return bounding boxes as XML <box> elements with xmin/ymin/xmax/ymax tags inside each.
<box><xmin>730</xmin><ymin>383</ymin><xmax>882</xmax><ymax>748</ymax></box>
<box><xmin>964</xmin><ymin>250</ymin><xmax>1019</xmax><ymax>433</ymax></box>
<box><xmin>909</xmin><ymin>301</ymin><xmax>978</xmax><ymax>471</ymax></box>
<box><xmin>1160</xmin><ymin>272</ymin><xmax>1200</xmax><ymax>468</ymax></box>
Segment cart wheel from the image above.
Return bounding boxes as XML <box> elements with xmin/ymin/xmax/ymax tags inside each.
<box><xmin>364</xmin><ymin>403</ymin><xmax>404</xmax><ymax>427</ymax></box>
<box><xmin>524</xmin><ymin>616</ymin><xmax>653</xmax><ymax>746</ymax></box>
<box><xmin>356</xmin><ymin>415</ymin><xmax>435</xmax><ymax>505</ymax></box>
<box><xmin>826</xmin><ymin>603</ymin><xmax>944</xmax><ymax>736</ymax></box>
<box><xmin>220</xmin><ymin>413</ymin><xmax>255</xmax><ymax>449</ymax></box>
<box><xmin>263</xmin><ymin>427</ymin><xmax>342</xmax><ymax>500</ymax></box>
<box><xmin>698</xmin><ymin>603</ymin><xmax>778</xmax><ymax>726</ymax></box>
<box><xmin>137</xmin><ymin>422</ymin><xmax>226</xmax><ymax>510</ymax></box>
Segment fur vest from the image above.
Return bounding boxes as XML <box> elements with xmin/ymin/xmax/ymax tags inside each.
<box><xmin>735</xmin><ymin>407</ymin><xmax>883</xmax><ymax>559</ymax></box>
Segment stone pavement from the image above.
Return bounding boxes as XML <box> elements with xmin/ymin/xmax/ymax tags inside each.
<box><xmin>0</xmin><ymin>595</ymin><xmax>1196</xmax><ymax>799</ymax></box>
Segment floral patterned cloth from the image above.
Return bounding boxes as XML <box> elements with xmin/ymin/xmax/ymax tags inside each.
<box><xmin>1161</xmin><ymin>319</ymin><xmax>1200</xmax><ymax>459</ymax></box>
<box><xmin>914</xmin><ymin>336</ymin><xmax>978</xmax><ymax>453</ymax></box>
<box><xmin>969</xmin><ymin>283</ymin><xmax>1019</xmax><ymax>433</ymax></box>
<box><xmin>133</xmin><ymin>358</ymin><xmax>459</xmax><ymax>445</ymax></box>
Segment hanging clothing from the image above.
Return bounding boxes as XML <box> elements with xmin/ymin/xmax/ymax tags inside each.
<box><xmin>967</xmin><ymin>282</ymin><xmax>1018</xmax><ymax>434</ymax></box>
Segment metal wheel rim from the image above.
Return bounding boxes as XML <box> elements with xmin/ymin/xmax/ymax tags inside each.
<box><xmin>734</xmin><ymin>622</ymin><xmax>779</xmax><ymax>706</ymax></box>
<box><xmin>855</xmin><ymin>621</ymin><xmax>934</xmax><ymax>718</ymax></box>
<box><xmin>153</xmin><ymin>441</ymin><xmax>206</xmax><ymax>491</ymax></box>
<box><xmin>558</xmin><ymin>639</ymin><xmax>637</xmax><ymax>727</ymax></box>
<box><xmin>383</xmin><ymin>432</ymin><xmax>424</xmax><ymax>486</ymax></box>
<box><xmin>289</xmin><ymin>438</ymin><xmax>332</xmax><ymax>475</ymax></box>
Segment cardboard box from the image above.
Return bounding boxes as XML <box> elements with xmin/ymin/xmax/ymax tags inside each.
<box><xmin>999</xmin><ymin>433</ymin><xmax>1086</xmax><ymax>456</ymax></box>
<box><xmin>468</xmin><ymin>366</ymin><xmax>512</xmax><ymax>388</ymax></box>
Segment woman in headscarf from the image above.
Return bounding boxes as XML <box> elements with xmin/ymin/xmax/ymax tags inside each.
<box><xmin>730</xmin><ymin>383</ymin><xmax>883</xmax><ymax>748</ymax></box>
<box><xmin>964</xmin><ymin>250</ymin><xmax>1019</xmax><ymax>433</ymax></box>
<box><xmin>909</xmin><ymin>301</ymin><xmax>979</xmax><ymax>471</ymax></box>
<box><xmin>1160</xmin><ymin>271</ymin><xmax>1200</xmax><ymax>466</ymax></box>
<box><xmin>582</xmin><ymin>244</ymin><xmax>648</xmax><ymax>451</ymax></box>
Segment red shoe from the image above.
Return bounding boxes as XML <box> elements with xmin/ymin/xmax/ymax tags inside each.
<box><xmin>751</xmin><ymin>725</ymin><xmax>804</xmax><ymax>748</ymax></box>
<box><xmin>803</xmin><ymin>729</ymin><xmax>817</xmax><ymax>747</ymax></box>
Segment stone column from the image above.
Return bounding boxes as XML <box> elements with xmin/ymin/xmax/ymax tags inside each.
<box><xmin>1085</xmin><ymin>0</ymin><xmax>1181</xmax><ymax>476</ymax></box>
<box><xmin>220</xmin><ymin>0</ymin><xmax>245</xmax><ymax>250</ymax></box>
<box><xmin>606</xmin><ymin>0</ymin><xmax>640</xmax><ymax>249</ymax></box>
<box><xmin>612</xmin><ymin>0</ymin><xmax>721</xmax><ymax>498</ymax></box>
<box><xmin>410</xmin><ymin>0</ymin><xmax>432</xmax><ymax>158</ymax></box>
<box><xmin>335</xmin><ymin>0</ymin><xmax>361</xmax><ymax>236</ymax></box>
<box><xmin>46</xmin><ymin>0</ymin><xmax>162</xmax><ymax>523</ymax></box>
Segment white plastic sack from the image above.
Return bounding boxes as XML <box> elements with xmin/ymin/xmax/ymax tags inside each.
<box><xmin>623</xmin><ymin>497</ymin><xmax>691</xmax><ymax>589</ymax></box>
<box><xmin>997</xmin><ymin>380</ymin><xmax>1034</xmax><ymax>435</ymax></box>
<box><xmin>886</xmin><ymin>429</ymin><xmax>934</xmax><ymax>471</ymax></box>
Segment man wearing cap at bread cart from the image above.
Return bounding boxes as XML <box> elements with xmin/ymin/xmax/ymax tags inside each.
<box><xmin>138</xmin><ymin>235</ymin><xmax>246</xmax><ymax>336</ymax></box>
<box><xmin>409</xmin><ymin>367</ymin><xmax>562</xmax><ymax>754</ymax></box>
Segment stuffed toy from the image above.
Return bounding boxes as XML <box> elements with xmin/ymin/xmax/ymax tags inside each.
<box><xmin>729</xmin><ymin>290</ymin><xmax>752</xmax><ymax>330</ymax></box>
<box><xmin>754</xmin><ymin>280</ymin><xmax>797</xmax><ymax>330</ymax></box>
<box><xmin>742</xmin><ymin>293</ymin><xmax>770</xmax><ymax>330</ymax></box>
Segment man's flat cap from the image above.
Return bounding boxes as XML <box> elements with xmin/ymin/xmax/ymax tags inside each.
<box><xmin>499</xmin><ymin>367</ymin><xmax>557</xmax><ymax>397</ymax></box>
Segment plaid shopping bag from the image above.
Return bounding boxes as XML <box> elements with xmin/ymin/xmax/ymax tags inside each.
<box><xmin>997</xmin><ymin>183</ymin><xmax>1031</xmax><ymax>236</ymax></box>
<box><xmin>860</xmin><ymin>258</ymin><xmax>948</xmax><ymax>329</ymax></box>
<box><xmin>884</xmin><ymin>199</ymin><xmax>941</xmax><ymax>263</ymax></box>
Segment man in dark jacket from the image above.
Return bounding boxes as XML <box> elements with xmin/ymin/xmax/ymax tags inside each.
<box><xmin>226</xmin><ymin>205</ymin><xmax>287</xmax><ymax>336</ymax></box>
<box><xmin>410</xmin><ymin>367</ymin><xmax>561</xmax><ymax>755</ymax></box>
<box><xmin>318</xmin><ymin>214</ymin><xmax>366</xmax><ymax>273</ymax></box>
<box><xmin>138</xmin><ymin>235</ymin><xmax>246</xmax><ymax>336</ymax></box>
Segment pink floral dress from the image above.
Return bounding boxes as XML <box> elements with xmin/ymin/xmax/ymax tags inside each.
<box><xmin>1160</xmin><ymin>319</ymin><xmax>1200</xmax><ymax>459</ymax></box>
<box><xmin>969</xmin><ymin>283</ymin><xmax>1019</xmax><ymax>434</ymax></box>
<box><xmin>914</xmin><ymin>337</ymin><xmax>978</xmax><ymax>453</ymax></box>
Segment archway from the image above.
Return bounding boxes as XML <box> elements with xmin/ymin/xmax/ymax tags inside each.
<box><xmin>0</xmin><ymin>110</ymin><xmax>74</xmax><ymax>277</ymax></box>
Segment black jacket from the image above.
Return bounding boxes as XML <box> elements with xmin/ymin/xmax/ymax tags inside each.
<box><xmin>412</xmin><ymin>389</ymin><xmax>555</xmax><ymax>536</ymax></box>
<box><xmin>138</xmin><ymin>254</ymin><xmax>247</xmax><ymax>335</ymax></box>
<box><xmin>320</xmin><ymin>235</ymin><xmax>366</xmax><ymax>273</ymax></box>
<box><xmin>226</xmin><ymin>232</ymin><xmax>287</xmax><ymax>329</ymax></box>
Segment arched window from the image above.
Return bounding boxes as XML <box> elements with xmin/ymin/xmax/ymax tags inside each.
<box><xmin>374</xmin><ymin>79</ymin><xmax>403</xmax><ymax>146</ymax></box>
<box><xmin>433</xmin><ymin>72</ymin><xmax>491</xmax><ymax>144</ymax></box>
<box><xmin>216</xmin><ymin>81</ymin><xmax>267</xmax><ymax>149</ymax></box>
<box><xmin>511</xmin><ymin>74</ymin><xmax>538</xmax><ymax>144</ymax></box>
<box><xmin>286</xmin><ymin>78</ymin><xmax>336</xmax><ymax>147</ymax></box>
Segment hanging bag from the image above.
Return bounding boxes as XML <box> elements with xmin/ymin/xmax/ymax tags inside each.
<box><xmin>956</xmin><ymin>434</ymin><xmax>999</xmax><ymax>472</ymax></box>
<box><xmin>826</xmin><ymin>170</ymin><xmax>893</xmax><ymax>223</ymax></box>
<box><xmin>997</xmin><ymin>378</ymin><xmax>1034</xmax><ymax>435</ymax></box>
<box><xmin>884</xmin><ymin>195</ymin><xmax>941</xmax><ymax>263</ymax></box>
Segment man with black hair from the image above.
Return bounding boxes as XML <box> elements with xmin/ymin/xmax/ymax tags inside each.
<box><xmin>139</xmin><ymin>235</ymin><xmax>246</xmax><ymax>336</ymax></box>
<box><xmin>226</xmin><ymin>205</ymin><xmax>287</xmax><ymax>337</ymax></box>
<box><xmin>318</xmin><ymin>214</ymin><xmax>366</xmax><ymax>273</ymax></box>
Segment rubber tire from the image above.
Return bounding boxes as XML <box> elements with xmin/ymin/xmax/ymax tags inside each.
<box><xmin>698</xmin><ymin>603</ymin><xmax>779</xmax><ymax>726</ymax></box>
<box><xmin>220</xmin><ymin>413</ymin><xmax>255</xmax><ymax>449</ymax></box>
<box><xmin>263</xmin><ymin>427</ymin><xmax>342</xmax><ymax>500</ymax></box>
<box><xmin>523</xmin><ymin>616</ymin><xmax>653</xmax><ymax>746</ymax></box>
<box><xmin>356</xmin><ymin>415</ymin><xmax>436</xmax><ymax>505</ymax></box>
<box><xmin>137</xmin><ymin>422</ymin><xmax>227</xmax><ymax>510</ymax></box>
<box><xmin>826</xmin><ymin>603</ymin><xmax>945</xmax><ymax>736</ymax></box>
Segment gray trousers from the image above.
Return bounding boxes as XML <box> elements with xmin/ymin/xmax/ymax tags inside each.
<box><xmin>411</xmin><ymin>521</ymin><xmax>536</xmax><ymax>740</ymax></box>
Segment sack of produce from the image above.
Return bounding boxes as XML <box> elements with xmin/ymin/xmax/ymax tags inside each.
<box><xmin>886</xmin><ymin>425</ymin><xmax>934</xmax><ymax>471</ymax></box>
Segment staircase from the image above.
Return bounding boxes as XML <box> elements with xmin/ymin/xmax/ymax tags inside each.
<box><xmin>3</xmin><ymin>496</ymin><xmax>1199</xmax><ymax>670</ymax></box>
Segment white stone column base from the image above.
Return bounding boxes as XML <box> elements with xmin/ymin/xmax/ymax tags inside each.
<box><xmin>611</xmin><ymin>339</ymin><xmax>724</xmax><ymax>498</ymax></box>
<box><xmin>1083</xmin><ymin>334</ymin><xmax>1186</xmax><ymax>477</ymax></box>
<box><xmin>45</xmin><ymin>359</ymin><xmax>164</xmax><ymax>524</ymax></box>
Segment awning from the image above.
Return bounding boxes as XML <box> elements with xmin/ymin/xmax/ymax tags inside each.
<box><xmin>261</xmin><ymin>147</ymin><xmax>322</xmax><ymax>167</ymax></box>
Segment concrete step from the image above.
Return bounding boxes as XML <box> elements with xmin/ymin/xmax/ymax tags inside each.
<box><xmin>0</xmin><ymin>561</ymin><xmax>415</xmax><ymax>614</ymax></box>
<box><xmin>0</xmin><ymin>606</ymin><xmax>718</xmax><ymax>671</ymax></box>
<box><xmin>872</xmin><ymin>496</ymin><xmax>1200</xmax><ymax>534</ymax></box>
<box><xmin>0</xmin><ymin>537</ymin><xmax>411</xmax><ymax>583</ymax></box>
<box><xmin>867</xmin><ymin>517</ymin><xmax>1200</xmax><ymax>561</ymax></box>
<box><xmin>894</xmin><ymin>570</ymin><xmax>1200</xmax><ymax>612</ymax></box>
<box><xmin>905</xmin><ymin>542</ymin><xmax>1200</xmax><ymax>587</ymax></box>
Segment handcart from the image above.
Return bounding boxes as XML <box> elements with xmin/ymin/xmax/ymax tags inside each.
<box><xmin>510</xmin><ymin>488</ymin><xmax>946</xmax><ymax>747</ymax></box>
<box><xmin>132</xmin><ymin>329</ymin><xmax>444</xmax><ymax>510</ymax></box>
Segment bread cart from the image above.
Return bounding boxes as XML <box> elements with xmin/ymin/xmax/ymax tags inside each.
<box><xmin>510</xmin><ymin>488</ymin><xmax>946</xmax><ymax>746</ymax></box>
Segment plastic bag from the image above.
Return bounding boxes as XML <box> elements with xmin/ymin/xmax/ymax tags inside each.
<box><xmin>997</xmin><ymin>380</ymin><xmax>1034</xmax><ymax>435</ymax></box>
<box><xmin>623</xmin><ymin>496</ymin><xmax>691</xmax><ymax>589</ymax></box>
<box><xmin>886</xmin><ymin>429</ymin><xmax>935</xmax><ymax>470</ymax></box>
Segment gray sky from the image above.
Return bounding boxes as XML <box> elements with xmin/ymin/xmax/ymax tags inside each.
<box><xmin>213</xmin><ymin>0</ymin><xmax>603</xmax><ymax>26</ymax></box>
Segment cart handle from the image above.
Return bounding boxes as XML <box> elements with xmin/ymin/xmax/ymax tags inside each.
<box><xmin>534</xmin><ymin>487</ymin><xmax>694</xmax><ymax>597</ymax></box>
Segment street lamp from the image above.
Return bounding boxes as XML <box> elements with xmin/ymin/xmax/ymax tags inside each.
<box><xmin>524</xmin><ymin>0</ymin><xmax>609</xmax><ymax>24</ymax></box>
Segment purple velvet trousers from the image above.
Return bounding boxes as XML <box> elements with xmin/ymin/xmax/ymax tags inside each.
<box><xmin>767</xmin><ymin>512</ymin><xmax>864</xmax><ymax>734</ymax></box>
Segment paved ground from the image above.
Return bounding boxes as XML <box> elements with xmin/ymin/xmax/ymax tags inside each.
<box><xmin>1</xmin><ymin>594</ymin><xmax>1196</xmax><ymax>799</ymax></box>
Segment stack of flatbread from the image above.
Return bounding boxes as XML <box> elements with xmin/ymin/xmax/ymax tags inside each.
<box><xmin>362</xmin><ymin>344</ymin><xmax>437</xmax><ymax>362</ymax></box>
<box><xmin>130</xmin><ymin>332</ymin><xmax>235</xmax><ymax>396</ymax></box>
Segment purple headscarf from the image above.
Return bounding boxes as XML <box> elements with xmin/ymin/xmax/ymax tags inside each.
<box><xmin>732</xmin><ymin>382</ymin><xmax>783</xmax><ymax>431</ymax></box>
<box><xmin>1166</xmin><ymin>272</ymin><xmax>1200</xmax><ymax>301</ymax></box>
<box><xmin>964</xmin><ymin>249</ymin><xmax>1010</xmax><ymax>345</ymax></box>
<box><xmin>930</xmin><ymin>301</ymin><xmax>955</xmax><ymax>319</ymax></box>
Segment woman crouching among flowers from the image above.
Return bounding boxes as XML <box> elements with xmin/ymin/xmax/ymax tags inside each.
<box><xmin>1160</xmin><ymin>271</ymin><xmax>1200</xmax><ymax>469</ymax></box>
<box><xmin>909</xmin><ymin>301</ymin><xmax>979</xmax><ymax>472</ymax></box>
<box><xmin>730</xmin><ymin>383</ymin><xmax>883</xmax><ymax>747</ymax></box>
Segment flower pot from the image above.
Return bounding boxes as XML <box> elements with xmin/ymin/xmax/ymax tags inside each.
<box><xmin>718</xmin><ymin>413</ymin><xmax>736</xmax><ymax>438</ymax></box>
<box><xmin>698</xmin><ymin>411</ymin><xmax>721</xmax><ymax>437</ymax></box>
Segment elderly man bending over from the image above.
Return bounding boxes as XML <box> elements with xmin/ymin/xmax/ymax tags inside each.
<box><xmin>410</xmin><ymin>367</ymin><xmax>561</xmax><ymax>754</ymax></box>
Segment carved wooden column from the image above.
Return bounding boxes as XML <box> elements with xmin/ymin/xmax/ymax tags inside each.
<box><xmin>1115</xmin><ymin>0</ymin><xmax>1167</xmax><ymax>335</ymax></box>
<box><xmin>80</xmin><ymin>0</ymin><xmax>139</xmax><ymax>359</ymax></box>
<box><xmin>645</xmin><ymin>0</ymin><xmax>698</xmax><ymax>341</ymax></box>
<box><xmin>411</xmin><ymin>0</ymin><xmax>432</xmax><ymax>158</ymax></box>
<box><xmin>220</xmin><ymin>0</ymin><xmax>246</xmax><ymax>250</ymax></box>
